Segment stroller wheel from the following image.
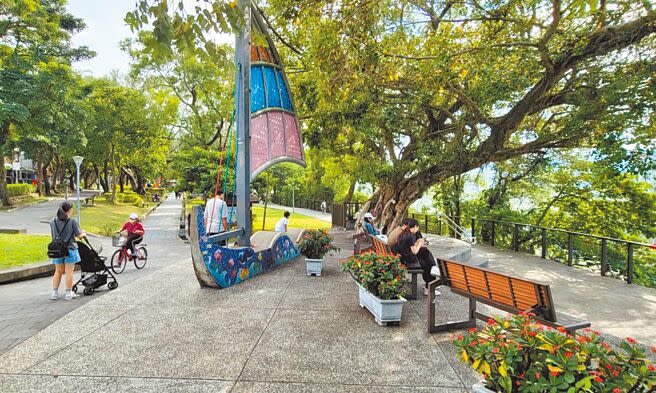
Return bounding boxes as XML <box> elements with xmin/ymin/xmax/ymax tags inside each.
<box><xmin>108</xmin><ymin>281</ymin><xmax>118</xmax><ymax>290</ymax></box>
<box><xmin>72</xmin><ymin>285</ymin><xmax>78</xmax><ymax>293</ymax></box>
<box><xmin>83</xmin><ymin>286</ymin><xmax>94</xmax><ymax>296</ymax></box>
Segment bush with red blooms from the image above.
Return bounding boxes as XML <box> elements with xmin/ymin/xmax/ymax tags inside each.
<box><xmin>297</xmin><ymin>229</ymin><xmax>338</xmax><ymax>259</ymax></box>
<box><xmin>340</xmin><ymin>251</ymin><xmax>409</xmax><ymax>300</ymax></box>
<box><xmin>453</xmin><ymin>313</ymin><xmax>656</xmax><ymax>392</ymax></box>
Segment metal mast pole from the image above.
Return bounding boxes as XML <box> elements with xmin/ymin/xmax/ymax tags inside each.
<box><xmin>236</xmin><ymin>0</ymin><xmax>252</xmax><ymax>246</ymax></box>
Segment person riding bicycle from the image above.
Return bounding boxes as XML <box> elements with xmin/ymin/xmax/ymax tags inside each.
<box><xmin>119</xmin><ymin>213</ymin><xmax>145</xmax><ymax>258</ymax></box>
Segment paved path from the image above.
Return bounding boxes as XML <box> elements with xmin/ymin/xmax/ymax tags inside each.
<box><xmin>476</xmin><ymin>244</ymin><xmax>656</xmax><ymax>345</ymax></box>
<box><xmin>261</xmin><ymin>202</ymin><xmax>332</xmax><ymax>223</ymax></box>
<box><xmin>0</xmin><ymin>245</ymin><xmax>477</xmax><ymax>392</ymax></box>
<box><xmin>0</xmin><ymin>198</ymin><xmax>64</xmax><ymax>235</ymax></box>
<box><xmin>0</xmin><ymin>194</ymin><xmax>188</xmax><ymax>355</ymax></box>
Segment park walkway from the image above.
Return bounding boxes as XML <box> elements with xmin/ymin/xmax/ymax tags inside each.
<box><xmin>0</xmin><ymin>194</ymin><xmax>187</xmax><ymax>355</ymax></box>
<box><xmin>261</xmin><ymin>201</ymin><xmax>332</xmax><ymax>223</ymax></box>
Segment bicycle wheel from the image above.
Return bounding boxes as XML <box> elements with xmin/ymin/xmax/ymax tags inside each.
<box><xmin>134</xmin><ymin>247</ymin><xmax>148</xmax><ymax>269</ymax></box>
<box><xmin>111</xmin><ymin>249</ymin><xmax>127</xmax><ymax>274</ymax></box>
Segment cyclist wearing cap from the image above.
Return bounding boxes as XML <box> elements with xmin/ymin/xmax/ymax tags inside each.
<box><xmin>120</xmin><ymin>214</ymin><xmax>145</xmax><ymax>256</ymax></box>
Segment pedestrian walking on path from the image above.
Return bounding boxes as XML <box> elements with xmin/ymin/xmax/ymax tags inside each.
<box><xmin>48</xmin><ymin>201</ymin><xmax>86</xmax><ymax>301</ymax></box>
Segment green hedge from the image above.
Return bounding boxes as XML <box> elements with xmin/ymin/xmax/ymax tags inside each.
<box><xmin>7</xmin><ymin>184</ymin><xmax>34</xmax><ymax>197</ymax></box>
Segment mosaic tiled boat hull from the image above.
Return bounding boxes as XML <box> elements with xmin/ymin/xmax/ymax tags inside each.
<box><xmin>190</xmin><ymin>206</ymin><xmax>300</xmax><ymax>288</ymax></box>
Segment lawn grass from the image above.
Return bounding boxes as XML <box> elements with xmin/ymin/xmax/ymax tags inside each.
<box><xmin>80</xmin><ymin>199</ymin><xmax>149</xmax><ymax>236</ymax></box>
<box><xmin>0</xmin><ymin>234</ymin><xmax>51</xmax><ymax>270</ymax></box>
<box><xmin>252</xmin><ymin>204</ymin><xmax>330</xmax><ymax>232</ymax></box>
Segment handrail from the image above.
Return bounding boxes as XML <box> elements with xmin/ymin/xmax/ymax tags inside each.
<box><xmin>438</xmin><ymin>213</ymin><xmax>476</xmax><ymax>244</ymax></box>
<box><xmin>471</xmin><ymin>217</ymin><xmax>652</xmax><ymax>247</ymax></box>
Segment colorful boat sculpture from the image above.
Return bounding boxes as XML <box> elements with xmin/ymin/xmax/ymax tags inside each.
<box><xmin>190</xmin><ymin>1</ymin><xmax>306</xmax><ymax>289</ymax></box>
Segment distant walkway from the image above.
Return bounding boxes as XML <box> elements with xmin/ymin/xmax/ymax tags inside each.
<box><xmin>0</xmin><ymin>198</ymin><xmax>64</xmax><ymax>235</ymax></box>
<box><xmin>0</xmin><ymin>194</ymin><xmax>188</xmax><ymax>355</ymax></box>
<box><xmin>260</xmin><ymin>202</ymin><xmax>332</xmax><ymax>223</ymax></box>
<box><xmin>475</xmin><ymin>244</ymin><xmax>656</xmax><ymax>345</ymax></box>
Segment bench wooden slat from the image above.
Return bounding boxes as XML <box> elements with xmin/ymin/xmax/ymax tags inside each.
<box><xmin>428</xmin><ymin>258</ymin><xmax>590</xmax><ymax>334</ymax></box>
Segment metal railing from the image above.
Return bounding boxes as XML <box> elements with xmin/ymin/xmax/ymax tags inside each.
<box><xmin>438</xmin><ymin>213</ymin><xmax>476</xmax><ymax>244</ymax></box>
<box><xmin>467</xmin><ymin>218</ymin><xmax>656</xmax><ymax>286</ymax></box>
<box><xmin>406</xmin><ymin>212</ymin><xmax>655</xmax><ymax>287</ymax></box>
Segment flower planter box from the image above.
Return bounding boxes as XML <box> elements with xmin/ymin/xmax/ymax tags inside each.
<box><xmin>306</xmin><ymin>258</ymin><xmax>322</xmax><ymax>276</ymax></box>
<box><xmin>357</xmin><ymin>284</ymin><xmax>407</xmax><ymax>326</ymax></box>
<box><xmin>472</xmin><ymin>381</ymin><xmax>494</xmax><ymax>393</ymax></box>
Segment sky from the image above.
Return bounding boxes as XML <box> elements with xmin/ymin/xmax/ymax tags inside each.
<box><xmin>67</xmin><ymin>0</ymin><xmax>232</xmax><ymax>77</ymax></box>
<box><xmin>67</xmin><ymin>0</ymin><xmax>135</xmax><ymax>77</ymax></box>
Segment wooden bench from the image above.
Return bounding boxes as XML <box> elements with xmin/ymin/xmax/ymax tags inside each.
<box><xmin>427</xmin><ymin>259</ymin><xmax>590</xmax><ymax>334</ymax></box>
<box><xmin>83</xmin><ymin>195</ymin><xmax>96</xmax><ymax>205</ymax></box>
<box><xmin>355</xmin><ymin>233</ymin><xmax>423</xmax><ymax>300</ymax></box>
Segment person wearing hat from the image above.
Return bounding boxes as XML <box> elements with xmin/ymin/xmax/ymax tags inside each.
<box><xmin>120</xmin><ymin>213</ymin><xmax>145</xmax><ymax>260</ymax></box>
<box><xmin>49</xmin><ymin>201</ymin><xmax>86</xmax><ymax>300</ymax></box>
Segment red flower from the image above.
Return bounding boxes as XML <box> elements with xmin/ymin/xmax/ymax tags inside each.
<box><xmin>626</xmin><ymin>337</ymin><xmax>637</xmax><ymax>344</ymax></box>
<box><xmin>550</xmin><ymin>371</ymin><xmax>559</xmax><ymax>377</ymax></box>
<box><xmin>468</xmin><ymin>328</ymin><xmax>477</xmax><ymax>333</ymax></box>
<box><xmin>593</xmin><ymin>376</ymin><xmax>603</xmax><ymax>383</ymax></box>
<box><xmin>468</xmin><ymin>341</ymin><xmax>478</xmax><ymax>347</ymax></box>
<box><xmin>528</xmin><ymin>331</ymin><xmax>537</xmax><ymax>337</ymax></box>
<box><xmin>516</xmin><ymin>381</ymin><xmax>520</xmax><ymax>386</ymax></box>
<box><xmin>651</xmin><ymin>346</ymin><xmax>656</xmax><ymax>354</ymax></box>
<box><xmin>557</xmin><ymin>326</ymin><xmax>567</xmax><ymax>333</ymax></box>
<box><xmin>613</xmin><ymin>389</ymin><xmax>621</xmax><ymax>393</ymax></box>
<box><xmin>535</xmin><ymin>372</ymin><xmax>541</xmax><ymax>379</ymax></box>
<box><xmin>487</xmin><ymin>319</ymin><xmax>496</xmax><ymax>325</ymax></box>
<box><xmin>612</xmin><ymin>370</ymin><xmax>619</xmax><ymax>377</ymax></box>
<box><xmin>564</xmin><ymin>351</ymin><xmax>574</xmax><ymax>358</ymax></box>
<box><xmin>518</xmin><ymin>373</ymin><xmax>525</xmax><ymax>379</ymax></box>
<box><xmin>456</xmin><ymin>335</ymin><xmax>463</xmax><ymax>340</ymax></box>
<box><xmin>648</xmin><ymin>364</ymin><xmax>655</xmax><ymax>372</ymax></box>
<box><xmin>492</xmin><ymin>347</ymin><xmax>499</xmax><ymax>354</ymax></box>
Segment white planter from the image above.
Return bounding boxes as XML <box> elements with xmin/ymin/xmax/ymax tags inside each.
<box><xmin>357</xmin><ymin>284</ymin><xmax>407</xmax><ymax>326</ymax></box>
<box><xmin>306</xmin><ymin>258</ymin><xmax>323</xmax><ymax>276</ymax></box>
<box><xmin>472</xmin><ymin>381</ymin><xmax>494</xmax><ymax>393</ymax></box>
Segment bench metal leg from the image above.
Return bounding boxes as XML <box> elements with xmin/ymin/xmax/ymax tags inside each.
<box><xmin>406</xmin><ymin>273</ymin><xmax>418</xmax><ymax>300</ymax></box>
<box><xmin>427</xmin><ymin>283</ymin><xmax>477</xmax><ymax>333</ymax></box>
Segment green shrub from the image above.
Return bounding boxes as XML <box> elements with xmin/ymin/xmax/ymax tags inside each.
<box><xmin>7</xmin><ymin>184</ymin><xmax>34</xmax><ymax>197</ymax></box>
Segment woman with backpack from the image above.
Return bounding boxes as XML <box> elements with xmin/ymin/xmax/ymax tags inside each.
<box><xmin>48</xmin><ymin>201</ymin><xmax>86</xmax><ymax>300</ymax></box>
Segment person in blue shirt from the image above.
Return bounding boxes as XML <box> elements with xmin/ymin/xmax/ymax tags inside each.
<box><xmin>363</xmin><ymin>212</ymin><xmax>378</xmax><ymax>235</ymax></box>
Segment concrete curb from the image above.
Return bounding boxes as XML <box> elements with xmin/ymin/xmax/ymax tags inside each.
<box><xmin>2</xmin><ymin>197</ymin><xmax>53</xmax><ymax>213</ymax></box>
<box><xmin>0</xmin><ymin>261</ymin><xmax>54</xmax><ymax>285</ymax></box>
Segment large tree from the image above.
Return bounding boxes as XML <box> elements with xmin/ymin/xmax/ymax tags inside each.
<box><xmin>130</xmin><ymin>0</ymin><xmax>656</xmax><ymax>231</ymax></box>
<box><xmin>0</xmin><ymin>0</ymin><xmax>93</xmax><ymax>206</ymax></box>
<box><xmin>265</xmin><ymin>0</ymin><xmax>656</xmax><ymax>231</ymax></box>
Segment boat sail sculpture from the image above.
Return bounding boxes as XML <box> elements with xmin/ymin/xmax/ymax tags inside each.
<box><xmin>190</xmin><ymin>1</ymin><xmax>306</xmax><ymax>288</ymax></box>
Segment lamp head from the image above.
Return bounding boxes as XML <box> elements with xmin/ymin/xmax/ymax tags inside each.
<box><xmin>72</xmin><ymin>156</ymin><xmax>84</xmax><ymax>165</ymax></box>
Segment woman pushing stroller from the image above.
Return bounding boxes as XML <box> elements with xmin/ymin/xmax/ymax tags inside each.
<box><xmin>48</xmin><ymin>202</ymin><xmax>86</xmax><ymax>300</ymax></box>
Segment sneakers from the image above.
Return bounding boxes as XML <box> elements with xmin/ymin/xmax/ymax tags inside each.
<box><xmin>424</xmin><ymin>287</ymin><xmax>442</xmax><ymax>296</ymax></box>
<box><xmin>50</xmin><ymin>290</ymin><xmax>59</xmax><ymax>300</ymax></box>
<box><xmin>63</xmin><ymin>291</ymin><xmax>79</xmax><ymax>301</ymax></box>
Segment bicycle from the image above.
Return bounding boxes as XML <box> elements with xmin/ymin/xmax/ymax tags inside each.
<box><xmin>110</xmin><ymin>235</ymin><xmax>148</xmax><ymax>274</ymax></box>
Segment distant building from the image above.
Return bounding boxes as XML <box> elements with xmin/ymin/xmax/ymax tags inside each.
<box><xmin>3</xmin><ymin>151</ymin><xmax>36</xmax><ymax>184</ymax></box>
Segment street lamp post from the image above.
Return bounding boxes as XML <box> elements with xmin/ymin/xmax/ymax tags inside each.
<box><xmin>292</xmin><ymin>186</ymin><xmax>295</xmax><ymax>213</ymax></box>
<box><xmin>72</xmin><ymin>156</ymin><xmax>84</xmax><ymax>223</ymax></box>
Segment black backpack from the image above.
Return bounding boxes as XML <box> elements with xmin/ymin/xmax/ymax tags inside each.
<box><xmin>47</xmin><ymin>219</ymin><xmax>71</xmax><ymax>259</ymax></box>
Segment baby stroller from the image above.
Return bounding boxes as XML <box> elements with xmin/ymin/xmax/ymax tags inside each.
<box><xmin>73</xmin><ymin>238</ymin><xmax>119</xmax><ymax>295</ymax></box>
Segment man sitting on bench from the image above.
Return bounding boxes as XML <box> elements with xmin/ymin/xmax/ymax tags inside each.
<box><xmin>391</xmin><ymin>218</ymin><xmax>440</xmax><ymax>296</ymax></box>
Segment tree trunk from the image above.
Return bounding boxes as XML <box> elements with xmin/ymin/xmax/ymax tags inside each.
<box><xmin>102</xmin><ymin>162</ymin><xmax>110</xmax><ymax>192</ymax></box>
<box><xmin>119</xmin><ymin>168</ymin><xmax>125</xmax><ymax>193</ymax></box>
<box><xmin>110</xmin><ymin>145</ymin><xmax>116</xmax><ymax>203</ymax></box>
<box><xmin>262</xmin><ymin>199</ymin><xmax>268</xmax><ymax>231</ymax></box>
<box><xmin>124</xmin><ymin>168</ymin><xmax>138</xmax><ymax>192</ymax></box>
<box><xmin>135</xmin><ymin>172</ymin><xmax>145</xmax><ymax>195</ymax></box>
<box><xmin>343</xmin><ymin>179</ymin><xmax>356</xmax><ymax>204</ymax></box>
<box><xmin>0</xmin><ymin>155</ymin><xmax>10</xmax><ymax>207</ymax></box>
<box><xmin>42</xmin><ymin>163</ymin><xmax>52</xmax><ymax>196</ymax></box>
<box><xmin>0</xmin><ymin>122</ymin><xmax>11</xmax><ymax>206</ymax></box>
<box><xmin>371</xmin><ymin>178</ymin><xmax>425</xmax><ymax>234</ymax></box>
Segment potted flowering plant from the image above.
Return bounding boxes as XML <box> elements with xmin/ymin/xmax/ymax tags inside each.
<box><xmin>297</xmin><ymin>229</ymin><xmax>338</xmax><ymax>276</ymax></box>
<box><xmin>340</xmin><ymin>251</ymin><xmax>409</xmax><ymax>326</ymax></box>
<box><xmin>454</xmin><ymin>313</ymin><xmax>656</xmax><ymax>392</ymax></box>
